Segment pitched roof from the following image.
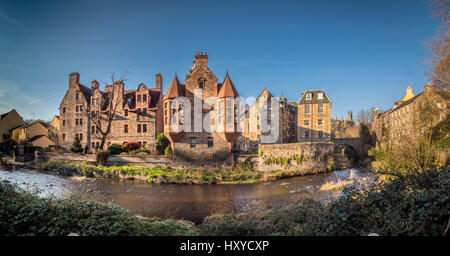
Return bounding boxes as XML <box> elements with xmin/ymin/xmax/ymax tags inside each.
<box><xmin>218</xmin><ymin>73</ymin><xmax>239</xmax><ymax>98</ymax></box>
<box><xmin>25</xmin><ymin>121</ymin><xmax>50</xmax><ymax>129</ymax></box>
<box><xmin>28</xmin><ymin>135</ymin><xmax>46</xmax><ymax>142</ymax></box>
<box><xmin>164</xmin><ymin>74</ymin><xmax>185</xmax><ymax>99</ymax></box>
<box><xmin>299</xmin><ymin>89</ymin><xmax>330</xmax><ymax>104</ymax></box>
<box><xmin>1</xmin><ymin>109</ymin><xmax>16</xmax><ymax>120</ymax></box>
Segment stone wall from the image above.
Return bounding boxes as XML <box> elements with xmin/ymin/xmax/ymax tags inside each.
<box><xmin>257</xmin><ymin>142</ymin><xmax>334</xmax><ymax>172</ymax></box>
<box><xmin>46</xmin><ymin>152</ymin><xmax>235</xmax><ymax>170</ymax></box>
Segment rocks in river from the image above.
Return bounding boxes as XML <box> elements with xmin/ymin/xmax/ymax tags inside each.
<box><xmin>280</xmin><ymin>182</ymin><xmax>290</xmax><ymax>186</ymax></box>
<box><xmin>1</xmin><ymin>179</ymin><xmax>10</xmax><ymax>183</ymax></box>
<box><xmin>67</xmin><ymin>233</ymin><xmax>79</xmax><ymax>236</ymax></box>
<box><xmin>368</xmin><ymin>233</ymin><xmax>380</xmax><ymax>236</ymax></box>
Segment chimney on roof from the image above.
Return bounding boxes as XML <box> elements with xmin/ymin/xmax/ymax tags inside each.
<box><xmin>91</xmin><ymin>80</ymin><xmax>99</xmax><ymax>90</ymax></box>
<box><xmin>194</xmin><ymin>51</ymin><xmax>208</xmax><ymax>68</ymax></box>
<box><xmin>156</xmin><ymin>73</ymin><xmax>162</xmax><ymax>92</ymax></box>
<box><xmin>69</xmin><ymin>72</ymin><xmax>80</xmax><ymax>88</ymax></box>
<box><xmin>347</xmin><ymin>111</ymin><xmax>353</xmax><ymax>122</ymax></box>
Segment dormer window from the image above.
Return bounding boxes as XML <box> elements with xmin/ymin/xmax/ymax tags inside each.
<box><xmin>305</xmin><ymin>93</ymin><xmax>312</xmax><ymax>100</ymax></box>
<box><xmin>76</xmin><ymin>92</ymin><xmax>79</xmax><ymax>100</ymax></box>
<box><xmin>199</xmin><ymin>81</ymin><xmax>204</xmax><ymax>89</ymax></box>
<box><xmin>317</xmin><ymin>93</ymin><xmax>323</xmax><ymax>100</ymax></box>
<box><xmin>143</xmin><ymin>94</ymin><xmax>147</xmax><ymax>102</ymax></box>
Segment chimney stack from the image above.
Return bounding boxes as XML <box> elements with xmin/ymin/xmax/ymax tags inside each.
<box><xmin>347</xmin><ymin>111</ymin><xmax>353</xmax><ymax>122</ymax></box>
<box><xmin>156</xmin><ymin>73</ymin><xmax>162</xmax><ymax>92</ymax></box>
<box><xmin>194</xmin><ymin>51</ymin><xmax>208</xmax><ymax>67</ymax></box>
<box><xmin>69</xmin><ymin>72</ymin><xmax>80</xmax><ymax>87</ymax></box>
<box><xmin>91</xmin><ymin>80</ymin><xmax>99</xmax><ymax>90</ymax></box>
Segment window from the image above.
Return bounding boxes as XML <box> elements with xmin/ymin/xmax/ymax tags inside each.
<box><xmin>143</xmin><ymin>124</ymin><xmax>147</xmax><ymax>133</ymax></box>
<box><xmin>137</xmin><ymin>95</ymin><xmax>141</xmax><ymax>103</ymax></box>
<box><xmin>305</xmin><ymin>131</ymin><xmax>310</xmax><ymax>137</ymax></box>
<box><xmin>208</xmin><ymin>137</ymin><xmax>213</xmax><ymax>148</ymax></box>
<box><xmin>124</xmin><ymin>125</ymin><xmax>128</xmax><ymax>133</ymax></box>
<box><xmin>318</xmin><ymin>104</ymin><xmax>324</xmax><ymax>114</ymax></box>
<box><xmin>75</xmin><ymin>119</ymin><xmax>79</xmax><ymax>125</ymax></box>
<box><xmin>79</xmin><ymin>119</ymin><xmax>83</xmax><ymax>125</ymax></box>
<box><xmin>317</xmin><ymin>93</ymin><xmax>323</xmax><ymax>99</ymax></box>
<box><xmin>125</xmin><ymin>109</ymin><xmax>128</xmax><ymax>116</ymax></box>
<box><xmin>63</xmin><ymin>120</ymin><xmax>66</xmax><ymax>126</ymax></box>
<box><xmin>143</xmin><ymin>108</ymin><xmax>147</xmax><ymax>115</ymax></box>
<box><xmin>76</xmin><ymin>106</ymin><xmax>79</xmax><ymax>112</ymax></box>
<box><xmin>190</xmin><ymin>137</ymin><xmax>196</xmax><ymax>148</ymax></box>
<box><xmin>91</xmin><ymin>142</ymin><xmax>95</xmax><ymax>148</ymax></box>
<box><xmin>62</xmin><ymin>133</ymin><xmax>66</xmax><ymax>141</ymax></box>
<box><xmin>318</xmin><ymin>131</ymin><xmax>323</xmax><ymax>137</ymax></box>
<box><xmin>305</xmin><ymin>105</ymin><xmax>310</xmax><ymax>115</ymax></box>
<box><xmin>91</xmin><ymin>126</ymin><xmax>95</xmax><ymax>134</ymax></box>
<box><xmin>304</xmin><ymin>120</ymin><xmax>310</xmax><ymax>126</ymax></box>
<box><xmin>143</xmin><ymin>94</ymin><xmax>147</xmax><ymax>102</ymax></box>
<box><xmin>318</xmin><ymin>119</ymin><xmax>323</xmax><ymax>126</ymax></box>
<box><xmin>199</xmin><ymin>81</ymin><xmax>204</xmax><ymax>89</ymax></box>
<box><xmin>80</xmin><ymin>106</ymin><xmax>83</xmax><ymax>112</ymax></box>
<box><xmin>137</xmin><ymin>124</ymin><xmax>141</xmax><ymax>133</ymax></box>
<box><xmin>76</xmin><ymin>93</ymin><xmax>79</xmax><ymax>100</ymax></box>
<box><xmin>78</xmin><ymin>133</ymin><xmax>83</xmax><ymax>141</ymax></box>
<box><xmin>62</xmin><ymin>107</ymin><xmax>66</xmax><ymax>114</ymax></box>
<box><xmin>305</xmin><ymin>93</ymin><xmax>312</xmax><ymax>100</ymax></box>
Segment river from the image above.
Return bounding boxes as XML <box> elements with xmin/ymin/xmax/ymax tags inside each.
<box><xmin>0</xmin><ymin>167</ymin><xmax>375</xmax><ymax>224</ymax></box>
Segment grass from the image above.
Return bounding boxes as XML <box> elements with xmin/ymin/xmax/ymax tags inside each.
<box><xmin>320</xmin><ymin>179</ymin><xmax>354</xmax><ymax>191</ymax></box>
<box><xmin>37</xmin><ymin>160</ymin><xmax>263</xmax><ymax>184</ymax></box>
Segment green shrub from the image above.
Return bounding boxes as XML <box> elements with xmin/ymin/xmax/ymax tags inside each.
<box><xmin>164</xmin><ymin>145</ymin><xmax>172</xmax><ymax>156</ymax></box>
<box><xmin>156</xmin><ymin>133</ymin><xmax>170</xmax><ymax>155</ymax></box>
<box><xmin>0</xmin><ymin>183</ymin><xmax>198</xmax><ymax>236</ymax></box>
<box><xmin>70</xmin><ymin>135</ymin><xmax>83</xmax><ymax>153</ymax></box>
<box><xmin>108</xmin><ymin>144</ymin><xmax>123</xmax><ymax>155</ymax></box>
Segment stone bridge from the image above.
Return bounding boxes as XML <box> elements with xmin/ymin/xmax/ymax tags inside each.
<box><xmin>332</xmin><ymin>138</ymin><xmax>364</xmax><ymax>157</ymax></box>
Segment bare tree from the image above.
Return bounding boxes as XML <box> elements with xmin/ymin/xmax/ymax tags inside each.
<box><xmin>426</xmin><ymin>0</ymin><xmax>449</xmax><ymax>94</ymax></box>
<box><xmin>85</xmin><ymin>73</ymin><xmax>128</xmax><ymax>150</ymax></box>
<box><xmin>356</xmin><ymin>107</ymin><xmax>375</xmax><ymax>125</ymax></box>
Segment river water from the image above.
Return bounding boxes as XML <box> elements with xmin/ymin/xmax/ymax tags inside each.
<box><xmin>0</xmin><ymin>168</ymin><xmax>375</xmax><ymax>224</ymax></box>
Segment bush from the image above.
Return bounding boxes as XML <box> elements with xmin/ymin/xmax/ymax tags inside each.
<box><xmin>70</xmin><ymin>135</ymin><xmax>83</xmax><ymax>153</ymax></box>
<box><xmin>0</xmin><ymin>183</ymin><xmax>198</xmax><ymax>236</ymax></box>
<box><xmin>164</xmin><ymin>145</ymin><xmax>172</xmax><ymax>156</ymax></box>
<box><xmin>156</xmin><ymin>133</ymin><xmax>170</xmax><ymax>155</ymax></box>
<box><xmin>122</xmin><ymin>142</ymin><xmax>140</xmax><ymax>152</ymax></box>
<box><xmin>108</xmin><ymin>144</ymin><xmax>123</xmax><ymax>155</ymax></box>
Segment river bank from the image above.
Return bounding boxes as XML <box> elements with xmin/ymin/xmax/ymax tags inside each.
<box><xmin>34</xmin><ymin>159</ymin><xmax>342</xmax><ymax>185</ymax></box>
<box><xmin>1</xmin><ymin>166</ymin><xmax>447</xmax><ymax>236</ymax></box>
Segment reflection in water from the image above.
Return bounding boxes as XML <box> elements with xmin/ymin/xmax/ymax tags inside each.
<box><xmin>0</xmin><ymin>168</ymin><xmax>375</xmax><ymax>224</ymax></box>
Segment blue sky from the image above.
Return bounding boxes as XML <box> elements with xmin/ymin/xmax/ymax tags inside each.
<box><xmin>0</xmin><ymin>0</ymin><xmax>439</xmax><ymax>120</ymax></box>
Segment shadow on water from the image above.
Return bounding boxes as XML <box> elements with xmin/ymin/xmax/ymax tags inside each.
<box><xmin>0</xmin><ymin>168</ymin><xmax>375</xmax><ymax>224</ymax></box>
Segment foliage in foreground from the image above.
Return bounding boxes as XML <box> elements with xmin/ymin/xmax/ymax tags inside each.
<box><xmin>37</xmin><ymin>160</ymin><xmax>262</xmax><ymax>184</ymax></box>
<box><xmin>0</xmin><ymin>183</ymin><xmax>198</xmax><ymax>236</ymax></box>
<box><xmin>200</xmin><ymin>167</ymin><xmax>449</xmax><ymax>236</ymax></box>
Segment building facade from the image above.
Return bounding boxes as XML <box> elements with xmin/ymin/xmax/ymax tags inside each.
<box><xmin>372</xmin><ymin>84</ymin><xmax>448</xmax><ymax>148</ymax></box>
<box><xmin>0</xmin><ymin>109</ymin><xmax>26</xmax><ymax>144</ymax></box>
<box><xmin>163</xmin><ymin>52</ymin><xmax>240</xmax><ymax>161</ymax></box>
<box><xmin>58</xmin><ymin>72</ymin><xmax>163</xmax><ymax>150</ymax></box>
<box><xmin>297</xmin><ymin>89</ymin><xmax>331</xmax><ymax>142</ymax></box>
<box><xmin>240</xmin><ymin>89</ymin><xmax>297</xmax><ymax>152</ymax></box>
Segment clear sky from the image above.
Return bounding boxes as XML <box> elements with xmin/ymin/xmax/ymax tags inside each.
<box><xmin>0</xmin><ymin>0</ymin><xmax>439</xmax><ymax>121</ymax></box>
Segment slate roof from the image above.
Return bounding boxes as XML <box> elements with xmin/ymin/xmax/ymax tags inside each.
<box><xmin>164</xmin><ymin>74</ymin><xmax>185</xmax><ymax>99</ymax></box>
<box><xmin>299</xmin><ymin>89</ymin><xmax>330</xmax><ymax>104</ymax></box>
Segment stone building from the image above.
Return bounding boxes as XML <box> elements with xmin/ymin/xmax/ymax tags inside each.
<box><xmin>58</xmin><ymin>72</ymin><xmax>164</xmax><ymax>150</ymax></box>
<box><xmin>163</xmin><ymin>52</ymin><xmax>240</xmax><ymax>161</ymax></box>
<box><xmin>372</xmin><ymin>84</ymin><xmax>448</xmax><ymax>148</ymax></box>
<box><xmin>331</xmin><ymin>111</ymin><xmax>359</xmax><ymax>139</ymax></box>
<box><xmin>297</xmin><ymin>89</ymin><xmax>332</xmax><ymax>142</ymax></box>
<box><xmin>240</xmin><ymin>88</ymin><xmax>297</xmax><ymax>152</ymax></box>
<box><xmin>0</xmin><ymin>109</ymin><xmax>26</xmax><ymax>144</ymax></box>
<box><xmin>11</xmin><ymin>121</ymin><xmax>56</xmax><ymax>148</ymax></box>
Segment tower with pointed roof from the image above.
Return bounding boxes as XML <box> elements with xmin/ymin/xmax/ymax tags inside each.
<box><xmin>163</xmin><ymin>52</ymin><xmax>240</xmax><ymax>161</ymax></box>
